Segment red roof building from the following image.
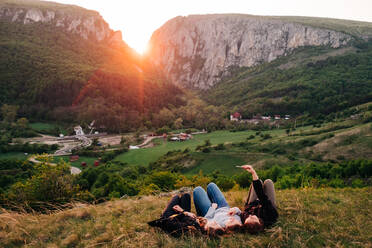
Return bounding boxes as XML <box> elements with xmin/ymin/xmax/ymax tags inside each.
<box><xmin>230</xmin><ymin>112</ymin><xmax>242</xmax><ymax>121</ymax></box>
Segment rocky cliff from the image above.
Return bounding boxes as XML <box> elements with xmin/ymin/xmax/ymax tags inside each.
<box><xmin>148</xmin><ymin>14</ymin><xmax>352</xmax><ymax>89</ymax></box>
<box><xmin>0</xmin><ymin>1</ymin><xmax>117</xmax><ymax>43</ymax></box>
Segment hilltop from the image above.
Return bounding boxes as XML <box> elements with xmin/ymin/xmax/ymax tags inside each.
<box><xmin>0</xmin><ymin>187</ymin><xmax>371</xmax><ymax>247</ymax></box>
<box><xmin>147</xmin><ymin>13</ymin><xmax>372</xmax><ymax>89</ymax></box>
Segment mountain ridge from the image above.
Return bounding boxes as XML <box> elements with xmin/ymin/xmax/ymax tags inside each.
<box><xmin>147</xmin><ymin>14</ymin><xmax>372</xmax><ymax>89</ymax></box>
<box><xmin>0</xmin><ymin>0</ymin><xmax>120</xmax><ymax>43</ymax></box>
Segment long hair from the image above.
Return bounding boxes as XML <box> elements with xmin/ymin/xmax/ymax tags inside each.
<box><xmin>243</xmin><ymin>218</ymin><xmax>264</xmax><ymax>234</ymax></box>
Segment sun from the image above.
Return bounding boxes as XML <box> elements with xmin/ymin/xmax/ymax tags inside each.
<box><xmin>125</xmin><ymin>36</ymin><xmax>150</xmax><ymax>55</ymax></box>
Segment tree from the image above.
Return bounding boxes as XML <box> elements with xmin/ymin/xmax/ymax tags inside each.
<box><xmin>1</xmin><ymin>104</ymin><xmax>19</xmax><ymax>123</ymax></box>
<box><xmin>173</xmin><ymin>117</ymin><xmax>183</xmax><ymax>129</ymax></box>
<box><xmin>16</xmin><ymin>117</ymin><xmax>29</xmax><ymax>129</ymax></box>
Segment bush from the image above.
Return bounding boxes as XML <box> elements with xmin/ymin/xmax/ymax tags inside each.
<box><xmin>147</xmin><ymin>171</ymin><xmax>178</xmax><ymax>191</ymax></box>
<box><xmin>139</xmin><ymin>183</ymin><xmax>160</xmax><ymax>195</ymax></box>
<box><xmin>327</xmin><ymin>178</ymin><xmax>345</xmax><ymax>188</ymax></box>
<box><xmin>202</xmin><ymin>147</ymin><xmax>211</xmax><ymax>153</ymax></box>
<box><xmin>234</xmin><ymin>172</ymin><xmax>252</xmax><ymax>188</ymax></box>
<box><xmin>214</xmin><ymin>143</ymin><xmax>225</xmax><ymax>150</ymax></box>
<box><xmin>261</xmin><ymin>133</ymin><xmax>272</xmax><ymax>140</ymax></box>
<box><xmin>215</xmin><ymin>176</ymin><xmax>236</xmax><ymax>191</ymax></box>
<box><xmin>351</xmin><ymin>178</ymin><xmax>365</xmax><ymax>188</ymax></box>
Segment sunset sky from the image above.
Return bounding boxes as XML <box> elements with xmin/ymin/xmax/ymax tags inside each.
<box><xmin>53</xmin><ymin>0</ymin><xmax>372</xmax><ymax>53</ymax></box>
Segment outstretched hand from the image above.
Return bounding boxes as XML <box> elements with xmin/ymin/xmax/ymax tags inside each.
<box><xmin>241</xmin><ymin>165</ymin><xmax>255</xmax><ymax>173</ymax></box>
<box><xmin>211</xmin><ymin>203</ymin><xmax>218</xmax><ymax>209</ymax></box>
<box><xmin>240</xmin><ymin>165</ymin><xmax>259</xmax><ymax>180</ymax></box>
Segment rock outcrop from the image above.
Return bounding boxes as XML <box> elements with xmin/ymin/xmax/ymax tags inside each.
<box><xmin>0</xmin><ymin>3</ymin><xmax>116</xmax><ymax>43</ymax></box>
<box><xmin>148</xmin><ymin>14</ymin><xmax>352</xmax><ymax>89</ymax></box>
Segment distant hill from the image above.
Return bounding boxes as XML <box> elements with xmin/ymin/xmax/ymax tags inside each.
<box><xmin>146</xmin><ymin>14</ymin><xmax>372</xmax><ymax>117</ymax></box>
<box><xmin>147</xmin><ymin>14</ymin><xmax>372</xmax><ymax>89</ymax></box>
<box><xmin>203</xmin><ymin>41</ymin><xmax>372</xmax><ymax>117</ymax></box>
<box><xmin>0</xmin><ymin>0</ymin><xmax>184</xmax><ymax>131</ymax></box>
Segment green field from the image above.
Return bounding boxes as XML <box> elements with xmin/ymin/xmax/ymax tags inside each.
<box><xmin>184</xmin><ymin>151</ymin><xmax>246</xmax><ymax>176</ymax></box>
<box><xmin>114</xmin><ymin>130</ymin><xmax>260</xmax><ymax>166</ymax></box>
<box><xmin>113</xmin><ymin>128</ymin><xmax>305</xmax><ymax>167</ymax></box>
<box><xmin>29</xmin><ymin>122</ymin><xmax>67</xmax><ymax>135</ymax></box>
<box><xmin>52</xmin><ymin>156</ymin><xmax>100</xmax><ymax>170</ymax></box>
<box><xmin>29</xmin><ymin>122</ymin><xmax>57</xmax><ymax>131</ymax></box>
<box><xmin>0</xmin><ymin>152</ymin><xmax>27</xmax><ymax>160</ymax></box>
<box><xmin>112</xmin><ymin>118</ymin><xmax>372</xmax><ymax>176</ymax></box>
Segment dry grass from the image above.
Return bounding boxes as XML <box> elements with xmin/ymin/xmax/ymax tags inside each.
<box><xmin>312</xmin><ymin>124</ymin><xmax>372</xmax><ymax>160</ymax></box>
<box><xmin>0</xmin><ymin>188</ymin><xmax>371</xmax><ymax>247</ymax></box>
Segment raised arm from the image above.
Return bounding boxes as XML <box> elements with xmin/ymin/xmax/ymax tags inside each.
<box><xmin>241</xmin><ymin>165</ymin><xmax>259</xmax><ymax>180</ymax></box>
<box><xmin>241</xmin><ymin>165</ymin><xmax>268</xmax><ymax>203</ymax></box>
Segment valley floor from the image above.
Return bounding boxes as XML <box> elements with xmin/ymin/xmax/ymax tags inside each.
<box><xmin>0</xmin><ymin>187</ymin><xmax>371</xmax><ymax>248</ymax></box>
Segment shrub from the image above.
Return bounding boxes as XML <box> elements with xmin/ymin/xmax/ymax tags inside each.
<box><xmin>261</xmin><ymin>134</ymin><xmax>272</xmax><ymax>140</ymax></box>
<box><xmin>139</xmin><ymin>183</ymin><xmax>160</xmax><ymax>195</ymax></box>
<box><xmin>202</xmin><ymin>147</ymin><xmax>211</xmax><ymax>153</ymax></box>
<box><xmin>351</xmin><ymin>178</ymin><xmax>365</xmax><ymax>188</ymax></box>
<box><xmin>234</xmin><ymin>172</ymin><xmax>252</xmax><ymax>188</ymax></box>
<box><xmin>327</xmin><ymin>178</ymin><xmax>345</xmax><ymax>188</ymax></box>
<box><xmin>147</xmin><ymin>171</ymin><xmax>178</xmax><ymax>191</ymax></box>
<box><xmin>215</xmin><ymin>176</ymin><xmax>236</xmax><ymax>191</ymax></box>
<box><xmin>214</xmin><ymin>143</ymin><xmax>225</xmax><ymax>150</ymax></box>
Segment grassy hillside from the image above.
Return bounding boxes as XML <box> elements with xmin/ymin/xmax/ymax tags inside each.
<box><xmin>114</xmin><ymin>104</ymin><xmax>372</xmax><ymax>175</ymax></box>
<box><xmin>0</xmin><ymin>187</ymin><xmax>370</xmax><ymax>247</ymax></box>
<box><xmin>204</xmin><ymin>40</ymin><xmax>372</xmax><ymax>118</ymax></box>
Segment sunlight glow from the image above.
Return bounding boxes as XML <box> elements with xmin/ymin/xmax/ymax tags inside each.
<box><xmin>51</xmin><ymin>0</ymin><xmax>372</xmax><ymax>54</ymax></box>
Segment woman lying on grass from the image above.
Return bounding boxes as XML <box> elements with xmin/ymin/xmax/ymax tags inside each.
<box><xmin>239</xmin><ymin>165</ymin><xmax>278</xmax><ymax>233</ymax></box>
<box><xmin>193</xmin><ymin>182</ymin><xmax>243</xmax><ymax>234</ymax></box>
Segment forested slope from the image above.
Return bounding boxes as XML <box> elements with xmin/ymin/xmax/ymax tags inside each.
<box><xmin>204</xmin><ymin>40</ymin><xmax>372</xmax><ymax>118</ymax></box>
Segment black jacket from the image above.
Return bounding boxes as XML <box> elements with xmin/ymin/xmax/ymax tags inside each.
<box><xmin>148</xmin><ymin>213</ymin><xmax>203</xmax><ymax>237</ymax></box>
<box><xmin>241</xmin><ymin>180</ymin><xmax>278</xmax><ymax>227</ymax></box>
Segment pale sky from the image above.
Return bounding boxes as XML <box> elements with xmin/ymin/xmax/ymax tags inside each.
<box><xmin>51</xmin><ymin>0</ymin><xmax>372</xmax><ymax>53</ymax></box>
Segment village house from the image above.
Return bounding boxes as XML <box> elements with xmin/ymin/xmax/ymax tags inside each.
<box><xmin>230</xmin><ymin>112</ymin><xmax>242</xmax><ymax>121</ymax></box>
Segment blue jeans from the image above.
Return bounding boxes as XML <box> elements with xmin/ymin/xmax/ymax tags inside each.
<box><xmin>193</xmin><ymin>182</ymin><xmax>229</xmax><ymax>216</ymax></box>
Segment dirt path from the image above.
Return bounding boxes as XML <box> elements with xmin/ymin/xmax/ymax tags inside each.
<box><xmin>137</xmin><ymin>136</ymin><xmax>162</xmax><ymax>147</ymax></box>
<box><xmin>28</xmin><ymin>155</ymin><xmax>82</xmax><ymax>175</ymax></box>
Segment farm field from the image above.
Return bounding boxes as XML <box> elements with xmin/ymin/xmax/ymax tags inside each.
<box><xmin>113</xmin><ymin>120</ymin><xmax>372</xmax><ymax>176</ymax></box>
<box><xmin>0</xmin><ymin>152</ymin><xmax>27</xmax><ymax>160</ymax></box>
<box><xmin>29</xmin><ymin>122</ymin><xmax>67</xmax><ymax>135</ymax></box>
<box><xmin>113</xmin><ymin>126</ymin><xmax>312</xmax><ymax>167</ymax></box>
<box><xmin>114</xmin><ymin>130</ymin><xmax>258</xmax><ymax>166</ymax></box>
<box><xmin>52</xmin><ymin>156</ymin><xmax>100</xmax><ymax>170</ymax></box>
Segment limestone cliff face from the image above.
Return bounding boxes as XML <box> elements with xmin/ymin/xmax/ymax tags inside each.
<box><xmin>0</xmin><ymin>4</ymin><xmax>116</xmax><ymax>43</ymax></box>
<box><xmin>148</xmin><ymin>14</ymin><xmax>352</xmax><ymax>89</ymax></box>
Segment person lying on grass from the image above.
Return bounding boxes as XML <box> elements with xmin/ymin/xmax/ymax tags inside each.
<box><xmin>148</xmin><ymin>192</ymin><xmax>236</xmax><ymax>237</ymax></box>
<box><xmin>193</xmin><ymin>182</ymin><xmax>243</xmax><ymax>234</ymax></box>
<box><xmin>148</xmin><ymin>193</ymin><xmax>208</xmax><ymax>237</ymax></box>
<box><xmin>238</xmin><ymin>165</ymin><xmax>279</xmax><ymax>233</ymax></box>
